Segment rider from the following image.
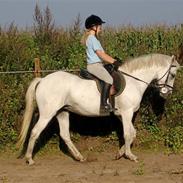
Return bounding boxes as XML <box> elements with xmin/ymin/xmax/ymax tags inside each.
<box><xmin>81</xmin><ymin>15</ymin><xmax>120</xmax><ymax>112</ymax></box>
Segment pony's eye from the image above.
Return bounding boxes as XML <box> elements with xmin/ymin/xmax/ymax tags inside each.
<box><xmin>170</xmin><ymin>73</ymin><xmax>175</xmax><ymax>78</ymax></box>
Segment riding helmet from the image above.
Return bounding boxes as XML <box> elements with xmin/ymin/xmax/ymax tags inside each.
<box><xmin>85</xmin><ymin>15</ymin><xmax>105</xmax><ymax>29</ymax></box>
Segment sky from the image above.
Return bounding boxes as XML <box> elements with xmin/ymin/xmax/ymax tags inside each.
<box><xmin>0</xmin><ymin>0</ymin><xmax>183</xmax><ymax>28</ymax></box>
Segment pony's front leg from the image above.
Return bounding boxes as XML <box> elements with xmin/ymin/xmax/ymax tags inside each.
<box><xmin>116</xmin><ymin>110</ymin><xmax>138</xmax><ymax>162</ymax></box>
<box><xmin>57</xmin><ymin>112</ymin><xmax>85</xmax><ymax>162</ymax></box>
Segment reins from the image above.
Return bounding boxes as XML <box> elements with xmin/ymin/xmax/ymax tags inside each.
<box><xmin>119</xmin><ymin>71</ymin><xmax>150</xmax><ymax>85</ymax></box>
<box><xmin>119</xmin><ymin>63</ymin><xmax>177</xmax><ymax>88</ymax></box>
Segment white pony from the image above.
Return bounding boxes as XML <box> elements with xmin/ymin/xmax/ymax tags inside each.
<box><xmin>17</xmin><ymin>53</ymin><xmax>180</xmax><ymax>165</ymax></box>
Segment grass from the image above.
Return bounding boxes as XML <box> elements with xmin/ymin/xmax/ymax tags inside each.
<box><xmin>133</xmin><ymin>161</ymin><xmax>145</xmax><ymax>176</ymax></box>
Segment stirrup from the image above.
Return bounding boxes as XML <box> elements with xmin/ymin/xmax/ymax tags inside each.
<box><xmin>100</xmin><ymin>104</ymin><xmax>117</xmax><ymax>113</ymax></box>
<box><xmin>107</xmin><ymin>103</ymin><xmax>117</xmax><ymax>112</ymax></box>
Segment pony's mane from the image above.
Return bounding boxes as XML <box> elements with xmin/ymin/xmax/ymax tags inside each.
<box><xmin>121</xmin><ymin>53</ymin><xmax>171</xmax><ymax>72</ymax></box>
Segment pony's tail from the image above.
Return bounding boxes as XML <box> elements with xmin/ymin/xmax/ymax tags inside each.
<box><xmin>16</xmin><ymin>77</ymin><xmax>42</xmax><ymax>149</ymax></box>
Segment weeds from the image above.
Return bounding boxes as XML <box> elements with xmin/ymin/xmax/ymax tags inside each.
<box><xmin>0</xmin><ymin>176</ymin><xmax>8</xmax><ymax>183</ymax></box>
<box><xmin>133</xmin><ymin>161</ymin><xmax>145</xmax><ymax>176</ymax></box>
<box><xmin>165</xmin><ymin>126</ymin><xmax>183</xmax><ymax>153</ymax></box>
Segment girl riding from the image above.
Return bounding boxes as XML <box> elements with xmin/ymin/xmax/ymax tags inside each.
<box><xmin>81</xmin><ymin>14</ymin><xmax>119</xmax><ymax>112</ymax></box>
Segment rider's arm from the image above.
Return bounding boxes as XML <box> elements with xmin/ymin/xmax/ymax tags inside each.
<box><xmin>95</xmin><ymin>50</ymin><xmax>115</xmax><ymax>64</ymax></box>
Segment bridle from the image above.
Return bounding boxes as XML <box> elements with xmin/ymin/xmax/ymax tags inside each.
<box><xmin>153</xmin><ymin>62</ymin><xmax>177</xmax><ymax>94</ymax></box>
<box><xmin>119</xmin><ymin>61</ymin><xmax>177</xmax><ymax>95</ymax></box>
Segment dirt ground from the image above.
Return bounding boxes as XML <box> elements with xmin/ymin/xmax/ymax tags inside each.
<box><xmin>0</xmin><ymin>139</ymin><xmax>183</xmax><ymax>183</ymax></box>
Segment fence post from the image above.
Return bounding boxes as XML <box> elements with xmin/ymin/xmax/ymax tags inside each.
<box><xmin>34</xmin><ymin>58</ymin><xmax>41</xmax><ymax>77</ymax></box>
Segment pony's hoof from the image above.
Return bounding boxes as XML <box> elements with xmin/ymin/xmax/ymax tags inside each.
<box><xmin>130</xmin><ymin>155</ymin><xmax>138</xmax><ymax>162</ymax></box>
<box><xmin>125</xmin><ymin>153</ymin><xmax>138</xmax><ymax>162</ymax></box>
<box><xmin>79</xmin><ymin>157</ymin><xmax>86</xmax><ymax>162</ymax></box>
<box><xmin>115</xmin><ymin>152</ymin><xmax>123</xmax><ymax>160</ymax></box>
<box><xmin>115</xmin><ymin>149</ymin><xmax>125</xmax><ymax>160</ymax></box>
<box><xmin>26</xmin><ymin>158</ymin><xmax>35</xmax><ymax>165</ymax></box>
<box><xmin>75</xmin><ymin>154</ymin><xmax>86</xmax><ymax>162</ymax></box>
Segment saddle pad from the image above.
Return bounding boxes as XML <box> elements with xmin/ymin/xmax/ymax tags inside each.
<box><xmin>79</xmin><ymin>69</ymin><xmax>126</xmax><ymax>97</ymax></box>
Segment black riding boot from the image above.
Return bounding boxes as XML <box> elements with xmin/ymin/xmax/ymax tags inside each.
<box><xmin>100</xmin><ymin>82</ymin><xmax>114</xmax><ymax>113</ymax></box>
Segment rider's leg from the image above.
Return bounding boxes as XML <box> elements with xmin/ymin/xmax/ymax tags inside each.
<box><xmin>87</xmin><ymin>63</ymin><xmax>115</xmax><ymax>112</ymax></box>
<box><xmin>87</xmin><ymin>63</ymin><xmax>113</xmax><ymax>85</ymax></box>
<box><xmin>100</xmin><ymin>82</ymin><xmax>114</xmax><ymax>112</ymax></box>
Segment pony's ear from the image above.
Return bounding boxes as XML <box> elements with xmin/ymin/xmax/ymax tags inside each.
<box><xmin>177</xmin><ymin>44</ymin><xmax>183</xmax><ymax>65</ymax></box>
<box><xmin>171</xmin><ymin>55</ymin><xmax>175</xmax><ymax>62</ymax></box>
<box><xmin>172</xmin><ymin>54</ymin><xmax>181</xmax><ymax>69</ymax></box>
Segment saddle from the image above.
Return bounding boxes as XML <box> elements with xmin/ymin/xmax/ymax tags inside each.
<box><xmin>79</xmin><ymin>64</ymin><xmax>126</xmax><ymax>109</ymax></box>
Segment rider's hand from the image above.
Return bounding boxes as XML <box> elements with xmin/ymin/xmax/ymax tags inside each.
<box><xmin>113</xmin><ymin>57</ymin><xmax>123</xmax><ymax>70</ymax></box>
<box><xmin>114</xmin><ymin>57</ymin><xmax>123</xmax><ymax>64</ymax></box>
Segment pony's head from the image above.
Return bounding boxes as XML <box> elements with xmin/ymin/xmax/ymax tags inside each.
<box><xmin>155</xmin><ymin>55</ymin><xmax>180</xmax><ymax>98</ymax></box>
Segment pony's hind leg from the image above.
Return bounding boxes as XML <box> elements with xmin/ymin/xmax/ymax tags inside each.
<box><xmin>25</xmin><ymin>116</ymin><xmax>52</xmax><ymax>165</ymax></box>
<box><xmin>57</xmin><ymin>112</ymin><xmax>85</xmax><ymax>161</ymax></box>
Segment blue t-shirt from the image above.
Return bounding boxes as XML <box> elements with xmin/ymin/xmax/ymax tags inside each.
<box><xmin>86</xmin><ymin>35</ymin><xmax>104</xmax><ymax>64</ymax></box>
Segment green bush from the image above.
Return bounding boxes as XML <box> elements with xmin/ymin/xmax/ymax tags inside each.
<box><xmin>165</xmin><ymin>126</ymin><xmax>183</xmax><ymax>152</ymax></box>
